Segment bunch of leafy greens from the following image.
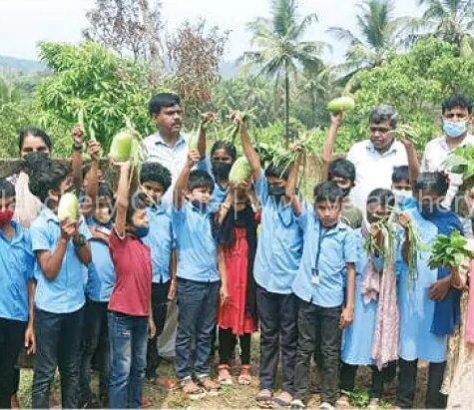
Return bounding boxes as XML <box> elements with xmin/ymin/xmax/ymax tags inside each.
<box><xmin>428</xmin><ymin>230</ymin><xmax>474</xmax><ymax>269</ymax></box>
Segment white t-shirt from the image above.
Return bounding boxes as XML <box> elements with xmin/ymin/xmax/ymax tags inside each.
<box><xmin>347</xmin><ymin>139</ymin><xmax>408</xmax><ymax>211</ymax></box>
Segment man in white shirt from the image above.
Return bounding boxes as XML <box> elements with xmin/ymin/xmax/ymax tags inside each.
<box><xmin>346</xmin><ymin>105</ymin><xmax>408</xmax><ymax>210</ymax></box>
<box><xmin>421</xmin><ymin>94</ymin><xmax>474</xmax><ymax>235</ymax></box>
<box><xmin>143</xmin><ymin>93</ymin><xmax>189</xmax><ymax>206</ymax></box>
<box><xmin>421</xmin><ymin>95</ymin><xmax>474</xmax><ymax>204</ymax></box>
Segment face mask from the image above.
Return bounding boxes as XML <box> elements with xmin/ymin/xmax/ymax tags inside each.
<box><xmin>191</xmin><ymin>200</ymin><xmax>207</xmax><ymax>213</ymax></box>
<box><xmin>133</xmin><ymin>225</ymin><xmax>149</xmax><ymax>238</ymax></box>
<box><xmin>419</xmin><ymin>202</ymin><xmax>435</xmax><ymax>217</ymax></box>
<box><xmin>340</xmin><ymin>187</ymin><xmax>351</xmax><ymax>198</ymax></box>
<box><xmin>268</xmin><ymin>184</ymin><xmax>286</xmax><ymax>197</ymax></box>
<box><xmin>393</xmin><ymin>189</ymin><xmax>413</xmax><ymax>203</ymax></box>
<box><xmin>0</xmin><ymin>209</ymin><xmax>14</xmax><ymax>227</ymax></box>
<box><xmin>211</xmin><ymin>161</ymin><xmax>232</xmax><ymax>179</ymax></box>
<box><xmin>443</xmin><ymin>120</ymin><xmax>467</xmax><ymax>139</ymax></box>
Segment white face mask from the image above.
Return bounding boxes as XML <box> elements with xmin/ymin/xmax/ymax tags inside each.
<box><xmin>393</xmin><ymin>189</ymin><xmax>413</xmax><ymax>203</ymax></box>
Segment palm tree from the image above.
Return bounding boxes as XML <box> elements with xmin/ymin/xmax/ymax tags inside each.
<box><xmin>241</xmin><ymin>0</ymin><xmax>327</xmax><ymax>139</ymax></box>
<box><xmin>328</xmin><ymin>0</ymin><xmax>406</xmax><ymax>79</ymax></box>
<box><xmin>407</xmin><ymin>0</ymin><xmax>474</xmax><ymax>55</ymax></box>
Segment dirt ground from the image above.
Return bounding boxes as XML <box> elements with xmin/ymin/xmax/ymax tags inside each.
<box><xmin>17</xmin><ymin>337</ymin><xmax>429</xmax><ymax>409</ymax></box>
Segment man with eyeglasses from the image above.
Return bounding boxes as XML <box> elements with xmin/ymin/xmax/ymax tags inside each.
<box><xmin>421</xmin><ymin>95</ymin><xmax>474</xmax><ymax>226</ymax></box>
<box><xmin>345</xmin><ymin>104</ymin><xmax>408</xmax><ymax>211</ymax></box>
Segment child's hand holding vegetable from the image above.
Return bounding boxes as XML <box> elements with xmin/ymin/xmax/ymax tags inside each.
<box><xmin>200</xmin><ymin>112</ymin><xmax>217</xmax><ymax>129</ymax></box>
<box><xmin>87</xmin><ymin>140</ymin><xmax>102</xmax><ymax>161</ymax></box>
<box><xmin>398</xmin><ymin>212</ymin><xmax>411</xmax><ymax>230</ymax></box>
<box><xmin>71</xmin><ymin>124</ymin><xmax>84</xmax><ymax>149</ymax></box>
<box><xmin>187</xmin><ymin>149</ymin><xmax>201</xmax><ymax>168</ymax></box>
<box><xmin>60</xmin><ymin>218</ymin><xmax>78</xmax><ymax>241</ymax></box>
<box><xmin>330</xmin><ymin>112</ymin><xmax>344</xmax><ymax>128</ymax></box>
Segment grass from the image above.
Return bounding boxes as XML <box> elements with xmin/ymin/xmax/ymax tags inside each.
<box><xmin>17</xmin><ymin>337</ymin><xmax>430</xmax><ymax>409</ymax></box>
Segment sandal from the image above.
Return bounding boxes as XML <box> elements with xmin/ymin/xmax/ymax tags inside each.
<box><xmin>273</xmin><ymin>392</ymin><xmax>293</xmax><ymax>408</ymax></box>
<box><xmin>198</xmin><ymin>376</ymin><xmax>221</xmax><ymax>396</ymax></box>
<box><xmin>180</xmin><ymin>379</ymin><xmax>206</xmax><ymax>401</ymax></box>
<box><xmin>218</xmin><ymin>364</ymin><xmax>234</xmax><ymax>385</ymax></box>
<box><xmin>256</xmin><ymin>389</ymin><xmax>274</xmax><ymax>408</ymax></box>
<box><xmin>238</xmin><ymin>364</ymin><xmax>252</xmax><ymax>385</ymax></box>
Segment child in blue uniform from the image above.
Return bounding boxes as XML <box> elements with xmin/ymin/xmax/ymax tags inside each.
<box><xmin>0</xmin><ymin>179</ymin><xmax>36</xmax><ymax>408</ymax></box>
<box><xmin>338</xmin><ymin>189</ymin><xmax>399</xmax><ymax>408</ymax></box>
<box><xmin>397</xmin><ymin>172</ymin><xmax>463</xmax><ymax>408</ymax></box>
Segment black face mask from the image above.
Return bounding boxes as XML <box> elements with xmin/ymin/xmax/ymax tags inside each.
<box><xmin>340</xmin><ymin>187</ymin><xmax>351</xmax><ymax>198</ymax></box>
<box><xmin>268</xmin><ymin>184</ymin><xmax>286</xmax><ymax>198</ymax></box>
<box><xmin>211</xmin><ymin>161</ymin><xmax>232</xmax><ymax>179</ymax></box>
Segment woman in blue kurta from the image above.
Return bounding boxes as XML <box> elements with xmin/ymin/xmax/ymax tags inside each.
<box><xmin>397</xmin><ymin>172</ymin><xmax>463</xmax><ymax>409</ymax></box>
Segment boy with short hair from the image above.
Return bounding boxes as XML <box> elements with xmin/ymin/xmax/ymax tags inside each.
<box><xmin>235</xmin><ymin>113</ymin><xmax>304</xmax><ymax>407</ymax></box>
<box><xmin>139</xmin><ymin>162</ymin><xmax>177</xmax><ymax>388</ymax></box>
<box><xmin>290</xmin><ymin>181</ymin><xmax>357</xmax><ymax>409</ymax></box>
<box><xmin>29</xmin><ymin>161</ymin><xmax>92</xmax><ymax>408</ymax></box>
<box><xmin>392</xmin><ymin>165</ymin><xmax>415</xmax><ymax>210</ymax></box>
<box><xmin>107</xmin><ymin>161</ymin><xmax>156</xmax><ymax>408</ymax></box>
<box><xmin>0</xmin><ymin>178</ymin><xmax>36</xmax><ymax>409</ymax></box>
<box><xmin>327</xmin><ymin>158</ymin><xmax>363</xmax><ymax>229</ymax></box>
<box><xmin>173</xmin><ymin>149</ymin><xmax>227</xmax><ymax>399</ymax></box>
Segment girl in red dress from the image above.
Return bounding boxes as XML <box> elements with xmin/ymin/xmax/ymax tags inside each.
<box><xmin>216</xmin><ymin>184</ymin><xmax>259</xmax><ymax>385</ymax></box>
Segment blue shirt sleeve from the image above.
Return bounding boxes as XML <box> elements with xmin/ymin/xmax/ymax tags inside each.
<box><xmin>295</xmin><ymin>203</ymin><xmax>309</xmax><ymax>233</ymax></box>
<box><xmin>254</xmin><ymin>172</ymin><xmax>268</xmax><ymax>204</ymax></box>
<box><xmin>79</xmin><ymin>217</ymin><xmax>93</xmax><ymax>240</ymax></box>
<box><xmin>196</xmin><ymin>157</ymin><xmax>211</xmax><ymax>173</ymax></box>
<box><xmin>343</xmin><ymin>228</ymin><xmax>358</xmax><ymax>264</ymax></box>
<box><xmin>30</xmin><ymin>222</ymin><xmax>52</xmax><ymax>252</ymax></box>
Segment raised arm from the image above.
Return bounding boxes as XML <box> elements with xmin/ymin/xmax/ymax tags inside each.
<box><xmin>197</xmin><ymin>112</ymin><xmax>216</xmax><ymax>159</ymax></box>
<box><xmin>235</xmin><ymin>113</ymin><xmax>262</xmax><ymax>181</ymax></box>
<box><xmin>400</xmin><ymin>139</ymin><xmax>420</xmax><ymax>189</ymax></box>
<box><xmin>84</xmin><ymin>140</ymin><xmax>102</xmax><ymax>216</ymax></box>
<box><xmin>115</xmin><ymin>161</ymin><xmax>132</xmax><ymax>237</ymax></box>
<box><xmin>71</xmin><ymin>125</ymin><xmax>84</xmax><ymax>193</ymax></box>
<box><xmin>322</xmin><ymin>112</ymin><xmax>343</xmax><ymax>181</ymax></box>
<box><xmin>286</xmin><ymin>148</ymin><xmax>304</xmax><ymax>216</ymax></box>
<box><xmin>174</xmin><ymin>149</ymin><xmax>201</xmax><ymax>209</ymax></box>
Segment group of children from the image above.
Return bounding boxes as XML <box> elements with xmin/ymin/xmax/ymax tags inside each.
<box><xmin>0</xmin><ymin>95</ymin><xmax>473</xmax><ymax>410</ymax></box>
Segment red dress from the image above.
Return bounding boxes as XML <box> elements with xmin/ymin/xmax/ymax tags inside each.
<box><xmin>218</xmin><ymin>227</ymin><xmax>257</xmax><ymax>335</ymax></box>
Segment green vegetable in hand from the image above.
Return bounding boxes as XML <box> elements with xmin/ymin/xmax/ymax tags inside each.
<box><xmin>428</xmin><ymin>230</ymin><xmax>474</xmax><ymax>269</ymax></box>
<box><xmin>109</xmin><ymin>130</ymin><xmax>134</xmax><ymax>162</ymax></box>
<box><xmin>229</xmin><ymin>157</ymin><xmax>252</xmax><ymax>184</ymax></box>
<box><xmin>58</xmin><ymin>192</ymin><xmax>79</xmax><ymax>222</ymax></box>
<box><xmin>188</xmin><ymin>133</ymin><xmax>200</xmax><ymax>151</ymax></box>
<box><xmin>327</xmin><ymin>96</ymin><xmax>355</xmax><ymax>113</ymax></box>
<box><xmin>444</xmin><ymin>146</ymin><xmax>474</xmax><ymax>189</ymax></box>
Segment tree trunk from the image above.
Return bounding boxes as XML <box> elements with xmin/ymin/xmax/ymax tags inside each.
<box><xmin>284</xmin><ymin>66</ymin><xmax>290</xmax><ymax>141</ymax></box>
<box><xmin>310</xmin><ymin>92</ymin><xmax>316</xmax><ymax>128</ymax></box>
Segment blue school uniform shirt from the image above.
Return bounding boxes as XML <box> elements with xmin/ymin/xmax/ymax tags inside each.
<box><xmin>85</xmin><ymin>217</ymin><xmax>115</xmax><ymax>302</ymax></box>
<box><xmin>172</xmin><ymin>201</ymin><xmax>219</xmax><ymax>283</ymax></box>
<box><xmin>0</xmin><ymin>221</ymin><xmax>35</xmax><ymax>322</ymax></box>
<box><xmin>197</xmin><ymin>157</ymin><xmax>228</xmax><ymax>211</ymax></box>
<box><xmin>253</xmin><ymin>173</ymin><xmax>304</xmax><ymax>294</ymax></box>
<box><xmin>142</xmin><ymin>205</ymin><xmax>174</xmax><ymax>284</ymax></box>
<box><xmin>30</xmin><ymin>207</ymin><xmax>92</xmax><ymax>314</ymax></box>
<box><xmin>292</xmin><ymin>204</ymin><xmax>358</xmax><ymax>307</ymax></box>
<box><xmin>398</xmin><ymin>207</ymin><xmax>447</xmax><ymax>362</ymax></box>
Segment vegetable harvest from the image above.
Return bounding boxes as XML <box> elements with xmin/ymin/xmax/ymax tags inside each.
<box><xmin>428</xmin><ymin>230</ymin><xmax>474</xmax><ymax>269</ymax></box>
<box><xmin>57</xmin><ymin>192</ymin><xmax>79</xmax><ymax>222</ymax></box>
<box><xmin>444</xmin><ymin>145</ymin><xmax>474</xmax><ymax>189</ymax></box>
<box><xmin>108</xmin><ymin>121</ymin><xmax>146</xmax><ymax>166</ymax></box>
<box><xmin>327</xmin><ymin>96</ymin><xmax>355</xmax><ymax>113</ymax></box>
<box><xmin>229</xmin><ymin>157</ymin><xmax>252</xmax><ymax>184</ymax></box>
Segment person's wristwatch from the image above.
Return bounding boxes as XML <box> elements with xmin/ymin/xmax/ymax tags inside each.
<box><xmin>73</xmin><ymin>234</ymin><xmax>87</xmax><ymax>249</ymax></box>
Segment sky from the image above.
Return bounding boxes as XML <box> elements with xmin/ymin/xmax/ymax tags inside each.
<box><xmin>0</xmin><ymin>0</ymin><xmax>422</xmax><ymax>63</ymax></box>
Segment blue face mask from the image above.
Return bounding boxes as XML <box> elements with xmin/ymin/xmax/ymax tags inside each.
<box><xmin>133</xmin><ymin>225</ymin><xmax>149</xmax><ymax>238</ymax></box>
<box><xmin>443</xmin><ymin>120</ymin><xmax>467</xmax><ymax>139</ymax></box>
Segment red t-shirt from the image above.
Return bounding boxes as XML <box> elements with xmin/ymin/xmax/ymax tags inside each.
<box><xmin>108</xmin><ymin>228</ymin><xmax>152</xmax><ymax>317</ymax></box>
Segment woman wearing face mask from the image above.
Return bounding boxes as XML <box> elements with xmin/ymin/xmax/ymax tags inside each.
<box><xmin>197</xmin><ymin>140</ymin><xmax>237</xmax><ymax>210</ymax></box>
<box><xmin>395</xmin><ymin>171</ymin><xmax>464</xmax><ymax>409</ymax></box>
